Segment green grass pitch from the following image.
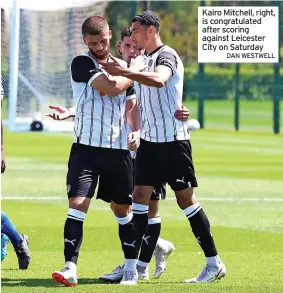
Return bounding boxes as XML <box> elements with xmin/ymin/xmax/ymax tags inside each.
<box><xmin>1</xmin><ymin>100</ymin><xmax>283</xmax><ymax>292</ymax></box>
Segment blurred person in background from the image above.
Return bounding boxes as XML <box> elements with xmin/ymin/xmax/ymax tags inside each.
<box><xmin>1</xmin><ymin>75</ymin><xmax>31</xmax><ymax>269</ymax></box>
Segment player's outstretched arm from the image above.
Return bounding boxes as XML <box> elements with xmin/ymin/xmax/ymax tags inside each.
<box><xmin>46</xmin><ymin>105</ymin><xmax>75</xmax><ymax>120</ymax></box>
<box><xmin>101</xmin><ymin>54</ymin><xmax>175</xmax><ymax>88</ymax></box>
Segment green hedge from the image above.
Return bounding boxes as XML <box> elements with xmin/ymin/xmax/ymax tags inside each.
<box><xmin>183</xmin><ymin>65</ymin><xmax>283</xmax><ymax>101</ymax></box>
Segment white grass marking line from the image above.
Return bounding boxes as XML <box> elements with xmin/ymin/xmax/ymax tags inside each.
<box><xmin>1</xmin><ymin>196</ymin><xmax>283</xmax><ymax>202</ymax></box>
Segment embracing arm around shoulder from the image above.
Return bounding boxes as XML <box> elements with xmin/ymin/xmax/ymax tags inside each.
<box><xmin>123</xmin><ymin>51</ymin><xmax>177</xmax><ymax>88</ymax></box>
<box><xmin>71</xmin><ymin>55</ymin><xmax>132</xmax><ymax>96</ymax></box>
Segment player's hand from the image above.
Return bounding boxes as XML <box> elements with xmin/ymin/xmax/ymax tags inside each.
<box><xmin>45</xmin><ymin>105</ymin><xmax>71</xmax><ymax>120</ymax></box>
<box><xmin>100</xmin><ymin>55</ymin><xmax>125</xmax><ymax>76</ymax></box>
<box><xmin>128</xmin><ymin>131</ymin><xmax>140</xmax><ymax>151</ymax></box>
<box><xmin>174</xmin><ymin>104</ymin><xmax>190</xmax><ymax>121</ymax></box>
<box><xmin>1</xmin><ymin>149</ymin><xmax>6</xmax><ymax>174</ymax></box>
<box><xmin>129</xmin><ymin>55</ymin><xmax>145</xmax><ymax>72</ymax></box>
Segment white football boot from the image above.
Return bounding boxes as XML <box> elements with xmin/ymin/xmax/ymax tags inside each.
<box><xmin>137</xmin><ymin>264</ymin><xmax>149</xmax><ymax>280</ymax></box>
<box><xmin>52</xmin><ymin>265</ymin><xmax>78</xmax><ymax>287</ymax></box>
<box><xmin>99</xmin><ymin>264</ymin><xmax>124</xmax><ymax>282</ymax></box>
<box><xmin>154</xmin><ymin>239</ymin><xmax>175</xmax><ymax>279</ymax></box>
<box><xmin>120</xmin><ymin>269</ymin><xmax>138</xmax><ymax>285</ymax></box>
<box><xmin>185</xmin><ymin>261</ymin><xmax>226</xmax><ymax>283</ymax></box>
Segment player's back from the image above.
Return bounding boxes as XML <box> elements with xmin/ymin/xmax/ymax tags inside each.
<box><xmin>136</xmin><ymin>45</ymin><xmax>189</xmax><ymax>143</ymax></box>
<box><xmin>70</xmin><ymin>52</ymin><xmax>134</xmax><ymax>150</ymax></box>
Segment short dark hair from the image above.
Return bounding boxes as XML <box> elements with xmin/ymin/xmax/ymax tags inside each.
<box><xmin>120</xmin><ymin>27</ymin><xmax>131</xmax><ymax>41</ymax></box>
<box><xmin>132</xmin><ymin>11</ymin><xmax>160</xmax><ymax>32</ymax></box>
<box><xmin>82</xmin><ymin>16</ymin><xmax>108</xmax><ymax>36</ymax></box>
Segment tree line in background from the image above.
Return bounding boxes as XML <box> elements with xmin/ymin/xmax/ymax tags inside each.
<box><xmin>106</xmin><ymin>0</ymin><xmax>199</xmax><ymax>60</ymax></box>
<box><xmin>106</xmin><ymin>0</ymin><xmax>283</xmax><ymax>64</ymax></box>
<box><xmin>1</xmin><ymin>1</ymin><xmax>282</xmax><ymax>102</ymax></box>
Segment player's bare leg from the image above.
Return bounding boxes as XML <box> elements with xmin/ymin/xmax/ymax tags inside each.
<box><xmin>52</xmin><ymin>197</ymin><xmax>90</xmax><ymax>287</ymax></box>
<box><xmin>175</xmin><ymin>189</ymin><xmax>226</xmax><ymax>283</ymax></box>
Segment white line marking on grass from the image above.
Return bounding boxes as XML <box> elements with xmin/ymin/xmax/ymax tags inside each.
<box><xmin>2</xmin><ymin>196</ymin><xmax>283</xmax><ymax>202</ymax></box>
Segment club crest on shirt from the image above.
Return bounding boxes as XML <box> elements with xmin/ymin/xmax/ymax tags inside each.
<box><xmin>148</xmin><ymin>59</ymin><xmax>153</xmax><ymax>68</ymax></box>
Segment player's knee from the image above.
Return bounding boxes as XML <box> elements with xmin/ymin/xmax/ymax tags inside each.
<box><xmin>175</xmin><ymin>188</ymin><xmax>197</xmax><ymax>209</ymax></box>
<box><xmin>111</xmin><ymin>202</ymin><xmax>132</xmax><ymax>218</ymax></box>
<box><xmin>68</xmin><ymin>196</ymin><xmax>90</xmax><ymax>213</ymax></box>
<box><xmin>133</xmin><ymin>186</ymin><xmax>152</xmax><ymax>204</ymax></box>
<box><xmin>148</xmin><ymin>200</ymin><xmax>159</xmax><ymax>219</ymax></box>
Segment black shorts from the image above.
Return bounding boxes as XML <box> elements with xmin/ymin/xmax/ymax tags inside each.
<box><xmin>135</xmin><ymin>139</ymin><xmax>198</xmax><ymax>191</ymax></box>
<box><xmin>66</xmin><ymin>143</ymin><xmax>133</xmax><ymax>205</ymax></box>
<box><xmin>132</xmin><ymin>159</ymin><xmax>166</xmax><ymax>200</ymax></box>
<box><xmin>151</xmin><ymin>183</ymin><xmax>166</xmax><ymax>201</ymax></box>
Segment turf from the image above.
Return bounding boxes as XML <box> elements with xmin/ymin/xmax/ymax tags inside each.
<box><xmin>1</xmin><ymin>127</ymin><xmax>283</xmax><ymax>293</ymax></box>
<box><xmin>182</xmin><ymin>99</ymin><xmax>283</xmax><ymax>133</ymax></box>
<box><xmin>2</xmin><ymin>99</ymin><xmax>283</xmax><ymax>133</ymax></box>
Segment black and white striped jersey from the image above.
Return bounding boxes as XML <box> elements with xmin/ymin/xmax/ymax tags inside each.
<box><xmin>135</xmin><ymin>45</ymin><xmax>190</xmax><ymax>143</ymax></box>
<box><xmin>70</xmin><ymin>52</ymin><xmax>135</xmax><ymax>150</ymax></box>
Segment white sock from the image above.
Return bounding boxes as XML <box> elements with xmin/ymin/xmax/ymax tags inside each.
<box><xmin>137</xmin><ymin>260</ymin><xmax>149</xmax><ymax>268</ymax></box>
<box><xmin>206</xmin><ymin>255</ymin><xmax>221</xmax><ymax>267</ymax></box>
<box><xmin>67</xmin><ymin>208</ymin><xmax>86</xmax><ymax>221</ymax></box>
<box><xmin>66</xmin><ymin>261</ymin><xmax>77</xmax><ymax>273</ymax></box>
<box><xmin>124</xmin><ymin>259</ymin><xmax>137</xmax><ymax>271</ymax></box>
<box><xmin>183</xmin><ymin>203</ymin><xmax>201</xmax><ymax>219</ymax></box>
<box><xmin>132</xmin><ymin>203</ymin><xmax>149</xmax><ymax>215</ymax></box>
<box><xmin>115</xmin><ymin>213</ymin><xmax>133</xmax><ymax>225</ymax></box>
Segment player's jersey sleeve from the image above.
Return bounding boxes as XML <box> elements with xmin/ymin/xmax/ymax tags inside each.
<box><xmin>126</xmin><ymin>84</ymin><xmax>136</xmax><ymax>101</ymax></box>
<box><xmin>71</xmin><ymin>55</ymin><xmax>104</xmax><ymax>86</ymax></box>
<box><xmin>155</xmin><ymin>51</ymin><xmax>177</xmax><ymax>76</ymax></box>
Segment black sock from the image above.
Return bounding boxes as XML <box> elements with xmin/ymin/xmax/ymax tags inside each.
<box><xmin>132</xmin><ymin>203</ymin><xmax>149</xmax><ymax>258</ymax></box>
<box><xmin>138</xmin><ymin>216</ymin><xmax>161</xmax><ymax>265</ymax></box>
<box><xmin>116</xmin><ymin>213</ymin><xmax>137</xmax><ymax>260</ymax></box>
<box><xmin>64</xmin><ymin>208</ymin><xmax>85</xmax><ymax>265</ymax></box>
<box><xmin>184</xmin><ymin>203</ymin><xmax>218</xmax><ymax>257</ymax></box>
